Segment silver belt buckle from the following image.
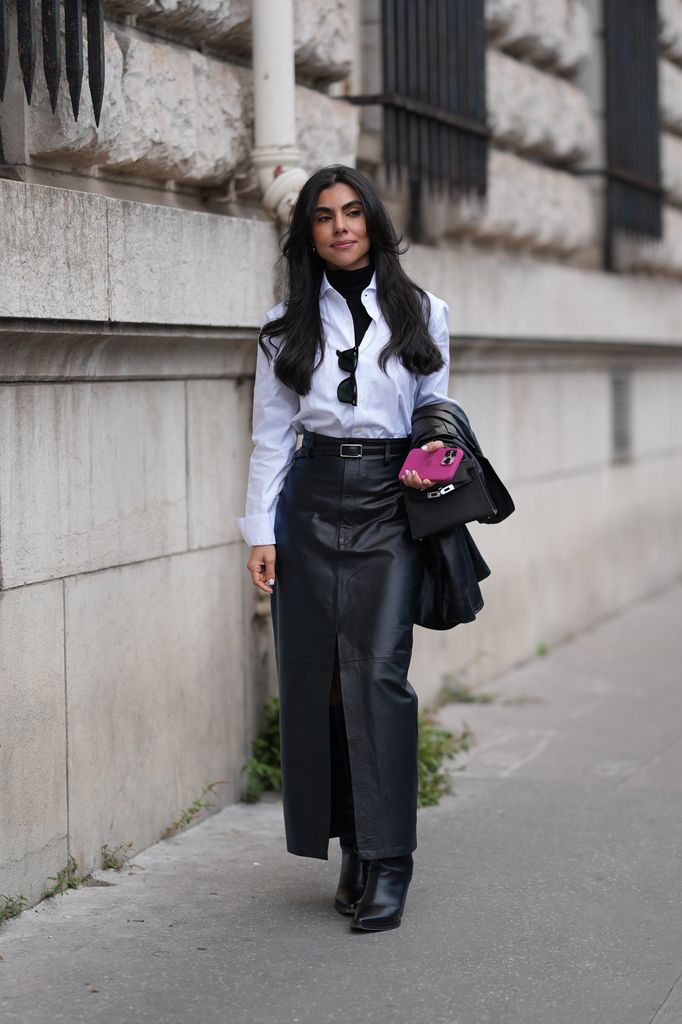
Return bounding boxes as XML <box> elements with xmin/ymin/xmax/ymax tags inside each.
<box><xmin>340</xmin><ymin>443</ymin><xmax>362</xmax><ymax>458</ymax></box>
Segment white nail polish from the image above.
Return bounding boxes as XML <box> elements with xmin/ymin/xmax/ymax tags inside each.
<box><xmin>268</xmin><ymin>578</ymin><xmax>275</xmax><ymax>585</ymax></box>
<box><xmin>421</xmin><ymin>444</ymin><xmax>428</xmax><ymax>450</ymax></box>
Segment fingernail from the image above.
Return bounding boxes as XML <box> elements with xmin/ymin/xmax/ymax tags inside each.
<box><xmin>267</xmin><ymin>578</ymin><xmax>275</xmax><ymax>585</ymax></box>
<box><xmin>421</xmin><ymin>444</ymin><xmax>429</xmax><ymax>450</ymax></box>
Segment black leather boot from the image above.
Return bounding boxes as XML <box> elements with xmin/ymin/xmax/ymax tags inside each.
<box><xmin>351</xmin><ymin>854</ymin><xmax>414</xmax><ymax>931</ymax></box>
<box><xmin>329</xmin><ymin>705</ymin><xmax>369</xmax><ymax>914</ymax></box>
<box><xmin>335</xmin><ymin>843</ymin><xmax>371</xmax><ymax>916</ymax></box>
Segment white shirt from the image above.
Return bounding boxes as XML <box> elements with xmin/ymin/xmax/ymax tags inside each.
<box><xmin>235</xmin><ymin>268</ymin><xmax>452</xmax><ymax>548</ymax></box>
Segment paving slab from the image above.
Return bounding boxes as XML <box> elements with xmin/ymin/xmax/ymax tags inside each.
<box><xmin>1</xmin><ymin>582</ymin><xmax>681</xmax><ymax>1024</ymax></box>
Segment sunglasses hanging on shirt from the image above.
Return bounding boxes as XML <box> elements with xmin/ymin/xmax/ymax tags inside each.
<box><xmin>336</xmin><ymin>343</ymin><xmax>359</xmax><ymax>405</ymax></box>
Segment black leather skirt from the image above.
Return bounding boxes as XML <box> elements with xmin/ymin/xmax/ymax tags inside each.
<box><xmin>270</xmin><ymin>427</ymin><xmax>424</xmax><ymax>860</ymax></box>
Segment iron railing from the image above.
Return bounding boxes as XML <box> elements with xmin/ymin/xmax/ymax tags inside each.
<box><xmin>348</xmin><ymin>0</ymin><xmax>488</xmax><ymax>198</ymax></box>
<box><xmin>0</xmin><ymin>0</ymin><xmax>105</xmax><ymax>123</ymax></box>
<box><xmin>603</xmin><ymin>0</ymin><xmax>662</xmax><ymax>266</ymax></box>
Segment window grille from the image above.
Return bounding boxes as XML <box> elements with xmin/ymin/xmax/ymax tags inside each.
<box><xmin>348</xmin><ymin>0</ymin><xmax>488</xmax><ymax>198</ymax></box>
<box><xmin>0</xmin><ymin>0</ymin><xmax>105</xmax><ymax>124</ymax></box>
<box><xmin>603</xmin><ymin>0</ymin><xmax>662</xmax><ymax>268</ymax></box>
<box><xmin>611</xmin><ymin>367</ymin><xmax>632</xmax><ymax>463</ymax></box>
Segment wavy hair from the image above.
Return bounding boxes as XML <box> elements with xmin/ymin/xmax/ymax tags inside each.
<box><xmin>259</xmin><ymin>164</ymin><xmax>444</xmax><ymax>395</ymax></box>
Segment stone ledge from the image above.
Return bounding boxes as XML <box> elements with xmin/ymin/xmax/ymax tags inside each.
<box><xmin>101</xmin><ymin>0</ymin><xmax>352</xmax><ymax>81</ymax></box>
<box><xmin>3</xmin><ymin>177</ymin><xmax>682</xmax><ymax>342</ymax></box>
<box><xmin>663</xmin><ymin>132</ymin><xmax>682</xmax><ymax>208</ymax></box>
<box><xmin>403</xmin><ymin>240</ymin><xmax>682</xmax><ymax>344</ymax></box>
<box><xmin>0</xmin><ymin>178</ymin><xmax>280</xmax><ymax>323</ymax></box>
<box><xmin>27</xmin><ymin>23</ymin><xmax>358</xmax><ymax>187</ymax></box>
<box><xmin>487</xmin><ymin>48</ymin><xmax>597</xmax><ymax>165</ymax></box>
<box><xmin>660</xmin><ymin>0</ymin><xmax>682</xmax><ymax>68</ymax></box>
<box><xmin>439</xmin><ymin>148</ymin><xmax>595</xmax><ymax>254</ymax></box>
<box><xmin>485</xmin><ymin>0</ymin><xmax>591</xmax><ymax>74</ymax></box>
<box><xmin>661</xmin><ymin>59</ymin><xmax>682</xmax><ymax>137</ymax></box>
<box><xmin>618</xmin><ymin>205</ymin><xmax>682</xmax><ymax>280</ymax></box>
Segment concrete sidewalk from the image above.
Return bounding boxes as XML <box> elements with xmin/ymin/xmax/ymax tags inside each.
<box><xmin>2</xmin><ymin>582</ymin><xmax>682</xmax><ymax>1024</ymax></box>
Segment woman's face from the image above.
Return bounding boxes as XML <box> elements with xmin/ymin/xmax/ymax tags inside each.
<box><xmin>311</xmin><ymin>182</ymin><xmax>372</xmax><ymax>272</ymax></box>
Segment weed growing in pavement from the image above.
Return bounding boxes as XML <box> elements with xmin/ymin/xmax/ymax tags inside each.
<box><xmin>44</xmin><ymin>856</ymin><xmax>85</xmax><ymax>897</ymax></box>
<box><xmin>436</xmin><ymin>675</ymin><xmax>497</xmax><ymax>706</ymax></box>
<box><xmin>161</xmin><ymin>782</ymin><xmax>227</xmax><ymax>839</ymax></box>
<box><xmin>417</xmin><ymin>712</ymin><xmax>473</xmax><ymax>807</ymax></box>
<box><xmin>242</xmin><ymin>696</ymin><xmax>281</xmax><ymax>803</ymax></box>
<box><xmin>101</xmin><ymin>841</ymin><xmax>134</xmax><ymax>871</ymax></box>
<box><xmin>0</xmin><ymin>893</ymin><xmax>27</xmax><ymax>926</ymax></box>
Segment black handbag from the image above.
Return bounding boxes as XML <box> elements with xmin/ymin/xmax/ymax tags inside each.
<box><xmin>401</xmin><ymin>448</ymin><xmax>500</xmax><ymax>541</ymax></box>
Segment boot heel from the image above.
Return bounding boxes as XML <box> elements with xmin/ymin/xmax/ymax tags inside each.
<box><xmin>334</xmin><ymin>847</ymin><xmax>371</xmax><ymax>915</ymax></box>
<box><xmin>351</xmin><ymin>854</ymin><xmax>413</xmax><ymax>932</ymax></box>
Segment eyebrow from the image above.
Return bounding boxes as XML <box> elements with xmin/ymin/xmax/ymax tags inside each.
<box><xmin>315</xmin><ymin>200</ymin><xmax>363</xmax><ymax>213</ymax></box>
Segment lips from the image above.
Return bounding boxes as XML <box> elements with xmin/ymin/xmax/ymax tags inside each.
<box><xmin>332</xmin><ymin>241</ymin><xmax>355</xmax><ymax>248</ymax></box>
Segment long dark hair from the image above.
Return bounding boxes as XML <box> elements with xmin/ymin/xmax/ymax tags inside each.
<box><xmin>259</xmin><ymin>164</ymin><xmax>444</xmax><ymax>395</ymax></box>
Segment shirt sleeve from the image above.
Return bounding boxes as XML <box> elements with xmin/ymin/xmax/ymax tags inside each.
<box><xmin>414</xmin><ymin>300</ymin><xmax>451</xmax><ymax>409</ymax></box>
<box><xmin>235</xmin><ymin>314</ymin><xmax>301</xmax><ymax>547</ymax></box>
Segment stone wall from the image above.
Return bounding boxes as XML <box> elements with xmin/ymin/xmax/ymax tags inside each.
<box><xmin>3</xmin><ymin>0</ymin><xmax>357</xmax><ymax>200</ymax></box>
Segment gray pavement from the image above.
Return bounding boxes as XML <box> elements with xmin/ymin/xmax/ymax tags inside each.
<box><xmin>2</xmin><ymin>581</ymin><xmax>682</xmax><ymax>1024</ymax></box>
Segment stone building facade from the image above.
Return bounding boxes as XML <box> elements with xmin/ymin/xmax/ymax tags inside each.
<box><xmin>1</xmin><ymin>0</ymin><xmax>681</xmax><ymax>905</ymax></box>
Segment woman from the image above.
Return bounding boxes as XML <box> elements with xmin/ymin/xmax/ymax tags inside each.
<box><xmin>236</xmin><ymin>164</ymin><xmax>451</xmax><ymax>933</ymax></box>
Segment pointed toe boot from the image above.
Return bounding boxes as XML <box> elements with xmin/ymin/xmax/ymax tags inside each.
<box><xmin>334</xmin><ymin>844</ymin><xmax>371</xmax><ymax>915</ymax></box>
<box><xmin>351</xmin><ymin>854</ymin><xmax>414</xmax><ymax>932</ymax></box>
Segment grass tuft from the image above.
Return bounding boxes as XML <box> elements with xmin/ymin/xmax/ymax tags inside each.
<box><xmin>0</xmin><ymin>894</ymin><xmax>27</xmax><ymax>926</ymax></box>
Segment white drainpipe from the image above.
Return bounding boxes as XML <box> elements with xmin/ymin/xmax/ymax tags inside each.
<box><xmin>251</xmin><ymin>0</ymin><xmax>309</xmax><ymax>223</ymax></box>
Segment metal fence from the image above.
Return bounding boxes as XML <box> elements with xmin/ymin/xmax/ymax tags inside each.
<box><xmin>0</xmin><ymin>0</ymin><xmax>105</xmax><ymax>123</ymax></box>
<box><xmin>349</xmin><ymin>0</ymin><xmax>488</xmax><ymax>199</ymax></box>
<box><xmin>603</xmin><ymin>0</ymin><xmax>662</xmax><ymax>267</ymax></box>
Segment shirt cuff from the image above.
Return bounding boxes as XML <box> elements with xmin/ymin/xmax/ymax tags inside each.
<box><xmin>235</xmin><ymin>513</ymin><xmax>276</xmax><ymax>548</ymax></box>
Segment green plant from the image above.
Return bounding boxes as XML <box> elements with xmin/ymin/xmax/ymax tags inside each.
<box><xmin>161</xmin><ymin>781</ymin><xmax>227</xmax><ymax>839</ymax></box>
<box><xmin>436</xmin><ymin>675</ymin><xmax>497</xmax><ymax>706</ymax></box>
<box><xmin>44</xmin><ymin>856</ymin><xmax>84</xmax><ymax>898</ymax></box>
<box><xmin>0</xmin><ymin>893</ymin><xmax>27</xmax><ymax>925</ymax></box>
<box><xmin>417</xmin><ymin>710</ymin><xmax>472</xmax><ymax>807</ymax></box>
<box><xmin>101</xmin><ymin>841</ymin><xmax>134</xmax><ymax>871</ymax></box>
<box><xmin>242</xmin><ymin>696</ymin><xmax>282</xmax><ymax>803</ymax></box>
<box><xmin>536</xmin><ymin>642</ymin><xmax>549</xmax><ymax>656</ymax></box>
<box><xmin>240</xmin><ymin>696</ymin><xmax>472</xmax><ymax>810</ymax></box>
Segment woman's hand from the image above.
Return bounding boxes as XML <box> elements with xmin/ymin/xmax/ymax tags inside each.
<box><xmin>400</xmin><ymin>439</ymin><xmax>445</xmax><ymax>490</ymax></box>
<box><xmin>248</xmin><ymin>544</ymin><xmax>277</xmax><ymax>594</ymax></box>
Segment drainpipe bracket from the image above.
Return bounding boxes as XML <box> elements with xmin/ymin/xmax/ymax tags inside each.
<box><xmin>252</xmin><ymin>152</ymin><xmax>309</xmax><ymax>223</ymax></box>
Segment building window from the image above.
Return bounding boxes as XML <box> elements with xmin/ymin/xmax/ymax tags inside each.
<box><xmin>603</xmin><ymin>0</ymin><xmax>662</xmax><ymax>269</ymax></box>
<box><xmin>350</xmin><ymin>0</ymin><xmax>488</xmax><ymax>199</ymax></box>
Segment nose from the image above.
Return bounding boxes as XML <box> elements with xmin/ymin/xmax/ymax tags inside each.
<box><xmin>334</xmin><ymin>213</ymin><xmax>347</xmax><ymax>233</ymax></box>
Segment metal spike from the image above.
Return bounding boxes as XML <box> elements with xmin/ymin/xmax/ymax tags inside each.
<box><xmin>41</xmin><ymin>0</ymin><xmax>61</xmax><ymax>112</ymax></box>
<box><xmin>86</xmin><ymin>0</ymin><xmax>104</xmax><ymax>126</ymax></box>
<box><xmin>16</xmin><ymin>0</ymin><xmax>36</xmax><ymax>104</ymax></box>
<box><xmin>64</xmin><ymin>0</ymin><xmax>83</xmax><ymax>120</ymax></box>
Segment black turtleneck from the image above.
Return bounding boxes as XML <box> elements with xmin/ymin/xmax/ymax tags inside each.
<box><xmin>325</xmin><ymin>255</ymin><xmax>375</xmax><ymax>348</ymax></box>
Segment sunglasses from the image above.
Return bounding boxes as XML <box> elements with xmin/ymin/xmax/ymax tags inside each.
<box><xmin>336</xmin><ymin>344</ymin><xmax>359</xmax><ymax>405</ymax></box>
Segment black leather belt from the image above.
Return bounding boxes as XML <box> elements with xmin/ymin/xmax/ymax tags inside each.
<box><xmin>301</xmin><ymin>431</ymin><xmax>411</xmax><ymax>458</ymax></box>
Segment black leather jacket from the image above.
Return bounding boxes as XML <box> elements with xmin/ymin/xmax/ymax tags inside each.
<box><xmin>408</xmin><ymin>400</ymin><xmax>513</xmax><ymax>630</ymax></box>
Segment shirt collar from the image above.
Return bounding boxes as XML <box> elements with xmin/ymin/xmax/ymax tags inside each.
<box><xmin>320</xmin><ymin>267</ymin><xmax>378</xmax><ymax>298</ymax></box>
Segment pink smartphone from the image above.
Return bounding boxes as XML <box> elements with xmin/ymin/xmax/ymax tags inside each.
<box><xmin>398</xmin><ymin>446</ymin><xmax>464</xmax><ymax>484</ymax></box>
